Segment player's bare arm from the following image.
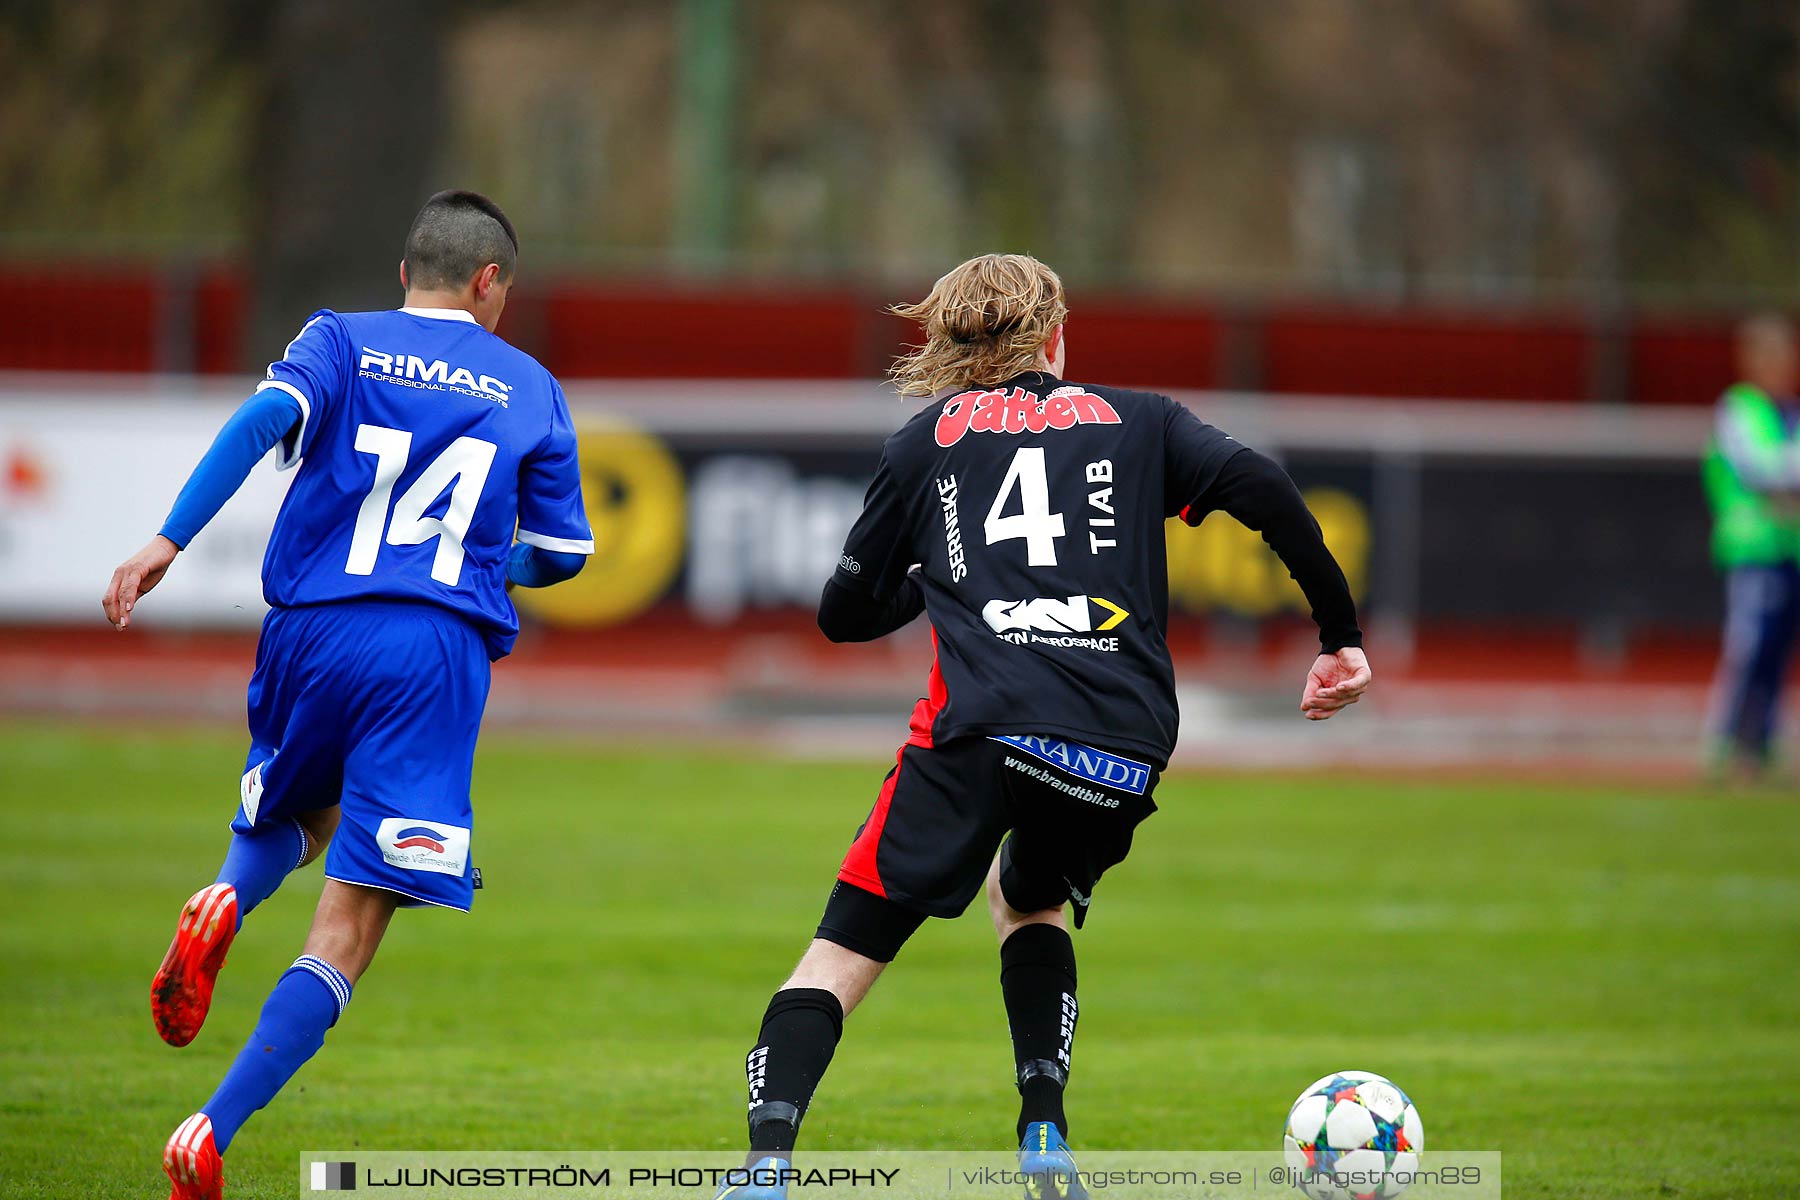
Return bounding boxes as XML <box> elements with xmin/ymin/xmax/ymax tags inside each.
<box><xmin>1176</xmin><ymin>442</ymin><xmax>1372</xmax><ymax>721</ymax></box>
<box><xmin>1302</xmin><ymin>646</ymin><xmax>1373</xmax><ymax>719</ymax></box>
<box><xmin>102</xmin><ymin>534</ymin><xmax>180</xmax><ymax>630</ymax></box>
<box><xmin>101</xmin><ymin>382</ymin><xmax>307</xmax><ymax>631</ymax></box>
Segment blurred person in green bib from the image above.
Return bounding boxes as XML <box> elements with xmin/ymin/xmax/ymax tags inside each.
<box><xmin>1703</xmin><ymin>313</ymin><xmax>1800</xmax><ymax>778</ymax></box>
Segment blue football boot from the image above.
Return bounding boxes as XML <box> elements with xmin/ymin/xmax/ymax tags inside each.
<box><xmin>1018</xmin><ymin>1122</ymin><xmax>1089</xmax><ymax>1200</ymax></box>
<box><xmin>714</xmin><ymin>1155</ymin><xmax>788</xmax><ymax>1200</ymax></box>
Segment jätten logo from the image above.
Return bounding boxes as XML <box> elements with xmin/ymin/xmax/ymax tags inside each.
<box><xmin>934</xmin><ymin>385</ymin><xmax>1120</xmax><ymax>447</ymax></box>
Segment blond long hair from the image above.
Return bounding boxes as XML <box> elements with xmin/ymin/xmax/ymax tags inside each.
<box><xmin>888</xmin><ymin>254</ymin><xmax>1068</xmax><ymax>397</ymax></box>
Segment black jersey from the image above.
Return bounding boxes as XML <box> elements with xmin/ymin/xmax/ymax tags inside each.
<box><xmin>829</xmin><ymin>370</ymin><xmax>1252</xmax><ymax>762</ymax></box>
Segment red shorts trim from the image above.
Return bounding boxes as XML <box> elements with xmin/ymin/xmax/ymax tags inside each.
<box><xmin>906</xmin><ymin>626</ymin><xmax>947</xmax><ymax>748</ymax></box>
<box><xmin>837</xmin><ymin>744</ymin><xmax>906</xmax><ymax>897</ymax></box>
<box><xmin>843</xmin><ymin>625</ymin><xmax>951</xmax><ymax>897</ymax></box>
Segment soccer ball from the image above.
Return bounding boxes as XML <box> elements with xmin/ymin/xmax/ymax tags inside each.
<box><xmin>1282</xmin><ymin>1071</ymin><xmax>1423</xmax><ymax>1200</ymax></box>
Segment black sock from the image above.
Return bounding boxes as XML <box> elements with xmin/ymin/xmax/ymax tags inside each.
<box><xmin>745</xmin><ymin>987</ymin><xmax>845</xmax><ymax>1157</ymax></box>
<box><xmin>1000</xmin><ymin>923</ymin><xmax>1077</xmax><ymax>1142</ymax></box>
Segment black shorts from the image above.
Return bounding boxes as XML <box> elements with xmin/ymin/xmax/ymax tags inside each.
<box><xmin>834</xmin><ymin>733</ymin><xmax>1161</xmax><ymax>924</ymax></box>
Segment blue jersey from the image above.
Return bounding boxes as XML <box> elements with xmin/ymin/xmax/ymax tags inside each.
<box><xmin>256</xmin><ymin>306</ymin><xmax>593</xmax><ymax>658</ymax></box>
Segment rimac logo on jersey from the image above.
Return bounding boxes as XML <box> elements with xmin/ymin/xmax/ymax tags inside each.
<box><xmin>983</xmin><ymin>594</ymin><xmax>1130</xmax><ymax>634</ymax></box>
<box><xmin>374</xmin><ymin>817</ymin><xmax>470</xmax><ymax>876</ymax></box>
<box><xmin>358</xmin><ymin>349</ymin><xmax>512</xmax><ymax>406</ymax></box>
<box><xmin>935</xmin><ymin>385</ymin><xmax>1120</xmax><ymax>447</ymax></box>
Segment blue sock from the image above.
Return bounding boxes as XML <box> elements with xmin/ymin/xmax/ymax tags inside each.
<box><xmin>216</xmin><ymin>819</ymin><xmax>307</xmax><ymax>930</ymax></box>
<box><xmin>202</xmin><ymin>956</ymin><xmax>350</xmax><ymax>1153</ymax></box>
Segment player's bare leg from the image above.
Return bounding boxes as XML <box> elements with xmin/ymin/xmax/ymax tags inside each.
<box><xmin>298</xmin><ymin>877</ymin><xmax>397</xmax><ymax>984</ymax></box>
<box><xmin>780</xmin><ymin>937</ymin><xmax>887</xmax><ymax>1015</ymax></box>
<box><xmin>164</xmin><ymin>880</ymin><xmax>397</xmax><ymax>1200</ymax></box>
<box><xmin>721</xmin><ymin>885</ymin><xmax>924</xmax><ymax>1200</ymax></box>
<box><xmin>747</xmin><ymin>939</ymin><xmax>885</xmax><ymax>1143</ymax></box>
<box><xmin>296</xmin><ymin>806</ymin><xmax>341</xmax><ymax>864</ymax></box>
<box><xmin>987</xmin><ymin>857</ymin><xmax>1068</xmax><ymax>941</ymax></box>
<box><xmin>987</xmin><ymin>858</ymin><xmax>1087</xmax><ymax>1200</ymax></box>
<box><xmin>152</xmin><ymin>805</ymin><xmax>340</xmax><ymax>1048</ymax></box>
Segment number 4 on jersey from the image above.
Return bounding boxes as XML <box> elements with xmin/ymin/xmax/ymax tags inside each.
<box><xmin>346</xmin><ymin>423</ymin><xmax>497</xmax><ymax>586</ymax></box>
<box><xmin>985</xmin><ymin>446</ymin><xmax>1066</xmax><ymax>566</ymax></box>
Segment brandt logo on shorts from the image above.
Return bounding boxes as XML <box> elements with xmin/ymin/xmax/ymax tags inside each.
<box><xmin>374</xmin><ymin>817</ymin><xmax>470</xmax><ymax>877</ymax></box>
<box><xmin>990</xmin><ymin>735</ymin><xmax>1153</xmax><ymax>795</ymax></box>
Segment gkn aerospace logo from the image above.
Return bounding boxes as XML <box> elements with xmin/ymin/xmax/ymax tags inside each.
<box><xmin>983</xmin><ymin>594</ymin><xmax>1130</xmax><ymax>651</ymax></box>
<box><xmin>358</xmin><ymin>349</ymin><xmax>512</xmax><ymax>406</ymax></box>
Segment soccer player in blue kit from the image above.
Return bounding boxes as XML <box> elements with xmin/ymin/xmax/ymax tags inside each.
<box><xmin>100</xmin><ymin>191</ymin><xmax>594</xmax><ymax>1200</ymax></box>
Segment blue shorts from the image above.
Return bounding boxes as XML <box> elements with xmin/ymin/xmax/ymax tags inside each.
<box><xmin>234</xmin><ymin>600</ymin><xmax>492</xmax><ymax>911</ymax></box>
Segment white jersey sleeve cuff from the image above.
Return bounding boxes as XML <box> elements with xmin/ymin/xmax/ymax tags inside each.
<box><xmin>516</xmin><ymin>528</ymin><xmax>596</xmax><ymax>555</ymax></box>
<box><xmin>256</xmin><ymin>379</ymin><xmax>312</xmax><ymax>471</ymax></box>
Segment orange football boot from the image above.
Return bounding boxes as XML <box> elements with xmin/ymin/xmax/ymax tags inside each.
<box><xmin>164</xmin><ymin>1113</ymin><xmax>223</xmax><ymax>1200</ymax></box>
<box><xmin>151</xmin><ymin>883</ymin><xmax>239</xmax><ymax>1047</ymax></box>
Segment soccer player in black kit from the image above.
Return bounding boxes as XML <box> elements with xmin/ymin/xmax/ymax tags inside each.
<box><xmin>717</xmin><ymin>254</ymin><xmax>1372</xmax><ymax>1200</ymax></box>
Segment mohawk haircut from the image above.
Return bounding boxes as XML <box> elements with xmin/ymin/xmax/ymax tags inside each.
<box><xmin>403</xmin><ymin>190</ymin><xmax>519</xmax><ymax>291</ymax></box>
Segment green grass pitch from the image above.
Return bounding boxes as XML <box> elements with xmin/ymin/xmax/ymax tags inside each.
<box><xmin>4</xmin><ymin>719</ymin><xmax>1799</xmax><ymax>1198</ymax></box>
